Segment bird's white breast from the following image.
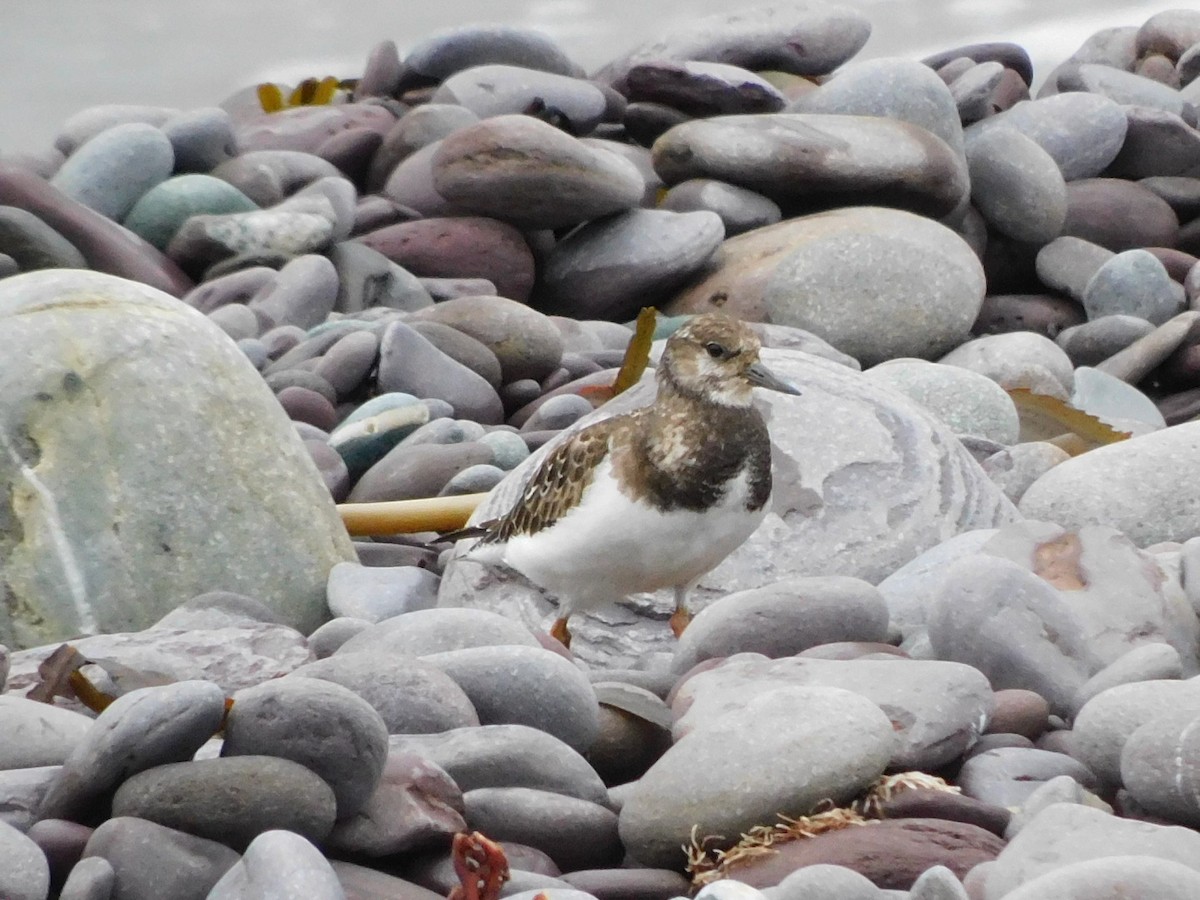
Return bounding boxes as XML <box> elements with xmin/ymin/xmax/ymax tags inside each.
<box><xmin>498</xmin><ymin>458</ymin><xmax>766</xmax><ymax>615</ymax></box>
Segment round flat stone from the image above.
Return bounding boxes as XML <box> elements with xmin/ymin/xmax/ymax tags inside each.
<box><xmin>1062</xmin><ymin>178</ymin><xmax>1180</xmax><ymax>252</ymax></box>
<box><xmin>1082</xmin><ymin>249</ymin><xmax>1183</xmax><ymax>325</ymax></box>
<box><xmin>0</xmin><ymin>205</ymin><xmax>87</xmax><ymax>270</ymax></box>
<box><xmin>221</xmin><ymin>677</ymin><xmax>389</xmax><ymax>818</ymax></box>
<box><xmin>432</xmin><ymin>115</ymin><xmax>644</xmax><ymax>229</ymax></box>
<box><xmin>356</xmin><ymin>216</ymin><xmax>534</xmax><ymax>302</ymax></box>
<box><xmin>421</xmin><ymin>644</ymin><xmax>600</xmax><ymax>752</ymax></box>
<box><xmin>864</xmin><ymin>359</ymin><xmax>1020</xmax><ymax>443</ymax></box>
<box><xmin>659</xmin><ymin>179</ymin><xmax>781</xmax><ymax>236</ymax></box>
<box><xmin>965</xmin><ymin>127</ymin><xmax>1067</xmax><ymax>244</ymax></box>
<box><xmin>790</xmin><ymin>56</ymin><xmax>966</xmax><ymax>158</ymax></box>
<box><xmin>409</xmin><ymin>294</ymin><xmax>564</xmax><ymax>382</ymax></box>
<box><xmin>288</xmin><ymin>651</ymin><xmax>480</xmax><ymax>734</ymax></box>
<box><xmin>618</xmin><ymin>686</ymin><xmax>894</xmax><ymax>869</ymax></box>
<box><xmin>537</xmin><ymin>208</ymin><xmax>724</xmax><ymax>321</ymax></box>
<box><xmin>123</xmin><ymin>175</ymin><xmax>257</xmax><ymax>251</ymax></box>
<box><xmin>664</xmin><ymin>206</ymin><xmax>984</xmax><ymax>366</ymax></box>
<box><xmin>1019</xmin><ymin>421</ymin><xmax>1200</xmax><ymax>546</ymax></box>
<box><xmin>50</xmin><ymin>122</ymin><xmax>174</xmax><ymax>221</ymax></box>
<box><xmin>205</xmin><ymin>830</ymin><xmax>344</xmax><ymax>900</ymax></box>
<box><xmin>110</xmin><ymin>756</ymin><xmax>337</xmax><ymax>849</ymax></box>
<box><xmin>376</xmin><ymin>320</ymin><xmax>504</xmax><ymax>424</ymax></box>
<box><xmin>967</xmin><ymin>92</ymin><xmax>1128</xmax><ymax>180</ymax></box>
<box><xmin>36</xmin><ymin>680</ymin><xmax>227</xmax><ymax>822</ymax></box>
<box><xmin>432</xmin><ymin>65</ymin><xmax>608</xmax><ymax>134</ymax></box>
<box><xmin>652</xmin><ymin>113</ymin><xmax>968</xmax><ymax>219</ymax></box>
<box><xmin>625</xmin><ymin>61</ymin><xmax>787</xmax><ymax>116</ymax></box>
<box><xmin>596</xmin><ymin>3</ymin><xmax>872</xmax><ymax>89</ymax></box>
<box><xmin>401</xmin><ymin>25</ymin><xmax>581</xmax><ymax>83</ymax></box>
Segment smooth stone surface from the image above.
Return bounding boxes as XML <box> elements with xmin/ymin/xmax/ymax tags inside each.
<box><xmin>337</xmin><ymin>607</ymin><xmax>541</xmax><ymax>656</ymax></box>
<box><xmin>433</xmin><ymin>65</ymin><xmax>607</xmax><ymax>132</ymax></box>
<box><xmin>958</xmin><ymin>747</ymin><xmax>1098</xmax><ymax>808</ymax></box>
<box><xmin>1056</xmin><ymin>316</ymin><xmax>1156</xmax><ymax>367</ymax></box>
<box><xmin>122</xmin><ymin>174</ymin><xmax>257</xmax><ymax>251</ymax></box>
<box><xmin>388</xmin><ymin>724</ymin><xmax>608</xmax><ymax>804</ymax></box>
<box><xmin>967</xmin><ymin>92</ymin><xmax>1128</xmax><ymax>180</ymax></box>
<box><xmin>0</xmin><ymin>697</ymin><xmax>92</xmax><ymax>769</ymax></box>
<box><xmin>925</xmin><ymin>525</ymin><xmax>1198</xmax><ymax>715</ymax></box>
<box><xmin>652</xmin><ymin>114</ymin><xmax>969</xmax><ymax>219</ymax></box>
<box><xmin>221</xmin><ymin>677</ymin><xmax>389</xmax><ymax>818</ymax></box>
<box><xmin>81</xmin><ymin>816</ymin><xmax>238</xmax><ymax>900</ymax></box>
<box><xmin>1121</xmin><ymin>707</ymin><xmax>1200</xmax><ymax>826</ymax></box>
<box><xmin>0</xmin><ymin>163</ymin><xmax>193</xmax><ymax>296</ymax></box>
<box><xmin>162</xmin><ymin>106</ymin><xmax>237</xmax><ymax>173</ymax></box>
<box><xmin>940</xmin><ymin>331</ymin><xmax>1074</xmax><ymax>399</ymax></box>
<box><xmin>790</xmin><ymin>56</ymin><xmax>966</xmax><ymax>159</ymax></box>
<box><xmin>4</xmin><ymin>623</ymin><xmax>311</xmax><ymax>703</ymax></box>
<box><xmin>1036</xmin><ymin>236</ymin><xmax>1114</xmax><ymax>303</ymax></box>
<box><xmin>110</xmin><ymin>756</ymin><xmax>337</xmax><ymax>850</ymax></box>
<box><xmin>1072</xmin><ymin>678</ymin><xmax>1200</xmax><ymax>788</ymax></box>
<box><xmin>36</xmin><ymin>681</ymin><xmax>226</xmax><ymax>822</ymax></box>
<box><xmin>326</xmin><ymin>751</ymin><xmax>465</xmax><ymax>858</ymax></box>
<box><xmin>58</xmin><ymin>855</ymin><xmax>113</xmax><ymax>900</ymax></box>
<box><xmin>1075</xmin><ymin>643</ymin><xmax>1184</xmax><ymax>708</ymax></box>
<box><xmin>348</xmin><ymin>440</ymin><xmax>495</xmax><ymax>503</ymax></box>
<box><xmin>410</xmin><ymin>294</ymin><xmax>565</xmax><ymax>382</ymax></box>
<box><xmin>1019</xmin><ymin>422</ymin><xmax>1200</xmax><ymax>546</ymax></box>
<box><xmin>664</xmin><ymin>207</ymin><xmax>985</xmax><ymax>366</ymax></box>
<box><xmin>0</xmin><ymin>205</ymin><xmax>88</xmax><ymax>270</ymax></box>
<box><xmin>596</xmin><ymin>3</ymin><xmax>872</xmax><ymax>89</ymax></box>
<box><xmin>619</xmin><ymin>686</ymin><xmax>894</xmax><ymax>869</ymax></box>
<box><xmin>401</xmin><ymin>25</ymin><xmax>581</xmax><ymax>83</ymax></box>
<box><xmin>964</xmin><ymin>126</ymin><xmax>1067</xmax><ymax>244</ymax></box>
<box><xmin>0</xmin><ymin>819</ymin><xmax>50</xmax><ymax>900</ymax></box>
<box><xmin>536</xmin><ymin>208</ymin><xmax>725</xmax><ymax>321</ymax></box>
<box><xmin>441</xmin><ymin>347</ymin><xmax>1017</xmax><ymax>668</ymax></box>
<box><xmin>50</xmin><ymin>122</ymin><xmax>174</xmax><ymax>221</ymax></box>
<box><xmin>464</xmin><ymin>788</ymin><xmax>621</xmax><ymax>873</ymax></box>
<box><xmin>981</xmin><ymin>442</ymin><xmax>1070</xmax><ymax>504</ymax></box>
<box><xmin>864</xmin><ymin>359</ymin><xmax>1019</xmax><ymax>443</ymax></box>
<box><xmin>1001</xmin><ymin>856</ymin><xmax>1200</xmax><ymax>900</ymax></box>
<box><xmin>326</xmin><ymin>562</ymin><xmax>441</xmax><ymax>623</ymax></box>
<box><xmin>432</xmin><ymin>115</ymin><xmax>644</xmax><ymax>229</ymax></box>
<box><xmin>659</xmin><ymin>179</ymin><xmax>782</xmax><ymax>236</ymax></box>
<box><xmin>670</xmin><ymin>576</ymin><xmax>889</xmax><ymax>674</ymax></box>
<box><xmin>673</xmin><ymin>654</ymin><xmax>991</xmax><ymax>770</ymax></box>
<box><xmin>0</xmin><ymin>270</ymin><xmax>353</xmax><ymax>648</ymax></box>
<box><xmin>981</xmin><ymin>803</ymin><xmax>1200</xmax><ymax>898</ymax></box>
<box><xmin>289</xmin><ymin>652</ymin><xmax>480</xmax><ymax>734</ymax></box>
<box><xmin>0</xmin><ymin>767</ymin><xmax>60</xmax><ymax>833</ymax></box>
<box><xmin>1082</xmin><ymin>249</ymin><xmax>1183</xmax><ymax>325</ymax></box>
<box><xmin>375</xmin><ymin>320</ymin><xmax>504</xmax><ymax>424</ymax></box>
<box><xmin>356</xmin><ymin>216</ymin><xmax>535</xmax><ymax>302</ymax></box>
<box><xmin>249</xmin><ymin>253</ymin><xmax>338</xmax><ymax>330</ymax></box>
<box><xmin>205</xmin><ymin>830</ymin><xmax>344</xmax><ymax>900</ymax></box>
<box><xmin>627</xmin><ymin>60</ymin><xmax>787</xmax><ymax>116</ymax></box>
<box><xmin>421</xmin><ymin>645</ymin><xmax>600</xmax><ymax>752</ymax></box>
<box><xmin>722</xmin><ymin>818</ymin><xmax>1002</xmax><ymax>890</ymax></box>
<box><xmin>1062</xmin><ymin>178</ymin><xmax>1180</xmax><ymax>252</ymax></box>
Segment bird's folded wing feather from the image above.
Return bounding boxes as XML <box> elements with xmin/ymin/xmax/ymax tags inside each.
<box><xmin>480</xmin><ymin>417</ymin><xmax>623</xmax><ymax>543</ymax></box>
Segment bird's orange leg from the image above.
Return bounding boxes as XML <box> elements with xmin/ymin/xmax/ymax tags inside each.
<box><xmin>550</xmin><ymin>616</ymin><xmax>572</xmax><ymax>648</ymax></box>
<box><xmin>669</xmin><ymin>585</ymin><xmax>692</xmax><ymax>638</ymax></box>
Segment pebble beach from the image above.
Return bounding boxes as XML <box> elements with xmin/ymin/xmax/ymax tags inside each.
<box><xmin>4</xmin><ymin>4</ymin><xmax>1200</xmax><ymax>899</ymax></box>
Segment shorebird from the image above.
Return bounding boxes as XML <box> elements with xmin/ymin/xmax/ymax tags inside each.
<box><xmin>459</xmin><ymin>313</ymin><xmax>800</xmax><ymax>647</ymax></box>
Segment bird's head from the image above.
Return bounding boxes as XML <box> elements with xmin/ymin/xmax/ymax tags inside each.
<box><xmin>659</xmin><ymin>314</ymin><xmax>801</xmax><ymax>407</ymax></box>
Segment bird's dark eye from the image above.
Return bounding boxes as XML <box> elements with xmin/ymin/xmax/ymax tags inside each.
<box><xmin>705</xmin><ymin>342</ymin><xmax>725</xmax><ymax>359</ymax></box>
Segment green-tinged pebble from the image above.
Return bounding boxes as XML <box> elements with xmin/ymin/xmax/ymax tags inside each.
<box><xmin>123</xmin><ymin>174</ymin><xmax>259</xmax><ymax>250</ymax></box>
<box><xmin>480</xmin><ymin>430</ymin><xmax>530</xmax><ymax>470</ymax></box>
<box><xmin>330</xmin><ymin>402</ymin><xmax>430</xmax><ymax>479</ymax></box>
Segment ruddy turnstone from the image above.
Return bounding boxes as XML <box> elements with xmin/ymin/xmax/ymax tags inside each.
<box><xmin>460</xmin><ymin>313</ymin><xmax>800</xmax><ymax>647</ymax></box>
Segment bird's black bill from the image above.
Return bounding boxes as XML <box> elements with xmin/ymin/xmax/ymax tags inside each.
<box><xmin>746</xmin><ymin>361</ymin><xmax>802</xmax><ymax>395</ymax></box>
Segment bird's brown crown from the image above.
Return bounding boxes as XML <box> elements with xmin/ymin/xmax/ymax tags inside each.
<box><xmin>657</xmin><ymin>313</ymin><xmax>764</xmax><ymax>407</ymax></box>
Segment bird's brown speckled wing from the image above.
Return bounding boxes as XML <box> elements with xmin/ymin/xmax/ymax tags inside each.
<box><xmin>478</xmin><ymin>415</ymin><xmax>627</xmax><ymax>543</ymax></box>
